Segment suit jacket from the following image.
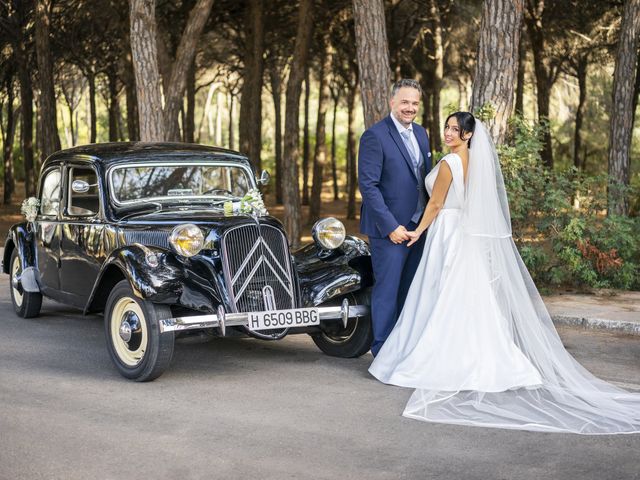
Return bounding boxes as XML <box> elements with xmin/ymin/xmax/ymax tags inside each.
<box><xmin>358</xmin><ymin>115</ymin><xmax>431</xmax><ymax>238</ymax></box>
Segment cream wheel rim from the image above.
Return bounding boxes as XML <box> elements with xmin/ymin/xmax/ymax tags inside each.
<box><xmin>11</xmin><ymin>255</ymin><xmax>24</xmax><ymax>308</ymax></box>
<box><xmin>110</xmin><ymin>297</ymin><xmax>148</xmax><ymax>367</ymax></box>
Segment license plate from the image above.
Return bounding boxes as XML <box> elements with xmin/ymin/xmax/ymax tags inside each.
<box><xmin>247</xmin><ymin>308</ymin><xmax>320</xmax><ymax>331</ymax></box>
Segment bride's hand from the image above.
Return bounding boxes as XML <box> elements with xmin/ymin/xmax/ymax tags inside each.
<box><xmin>406</xmin><ymin>230</ymin><xmax>423</xmax><ymax>247</ymax></box>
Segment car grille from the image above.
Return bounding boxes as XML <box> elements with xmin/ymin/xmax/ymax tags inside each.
<box><xmin>221</xmin><ymin>223</ymin><xmax>295</xmax><ymax>313</ymax></box>
<box><xmin>124</xmin><ymin>230</ymin><xmax>170</xmax><ymax>249</ymax></box>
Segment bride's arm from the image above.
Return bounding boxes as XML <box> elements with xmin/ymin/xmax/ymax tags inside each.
<box><xmin>406</xmin><ymin>161</ymin><xmax>453</xmax><ymax>247</ymax></box>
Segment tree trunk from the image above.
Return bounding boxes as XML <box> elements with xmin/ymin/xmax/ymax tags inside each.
<box><xmin>352</xmin><ymin>0</ymin><xmax>392</xmax><ymax>128</ymax></box>
<box><xmin>123</xmin><ymin>55</ymin><xmax>140</xmax><ymax>141</ymax></box>
<box><xmin>471</xmin><ymin>0</ymin><xmax>524</xmax><ymax>143</ymax></box>
<box><xmin>302</xmin><ymin>65</ymin><xmax>311</xmax><ymax>206</ymax></box>
<box><xmin>155</xmin><ymin>25</ymin><xmax>179</xmax><ymax>139</ymax></box>
<box><xmin>17</xmin><ymin>54</ymin><xmax>35</xmax><ymax>197</ymax></box>
<box><xmin>608</xmin><ymin>0</ymin><xmax>640</xmax><ymax>216</ymax></box>
<box><xmin>525</xmin><ymin>0</ymin><xmax>553</xmax><ymax>168</ymax></box>
<box><xmin>87</xmin><ymin>71</ymin><xmax>98</xmax><ymax>143</ymax></box>
<box><xmin>427</xmin><ymin>0</ymin><xmax>443</xmax><ymax>152</ymax></box>
<box><xmin>632</xmin><ymin>48</ymin><xmax>640</xmax><ymax>131</ymax></box>
<box><xmin>35</xmin><ymin>0</ymin><xmax>61</xmax><ymax>158</ymax></box>
<box><xmin>67</xmin><ymin>103</ymin><xmax>76</xmax><ymax>146</ymax></box>
<box><xmin>269</xmin><ymin>66</ymin><xmax>284</xmax><ymax>204</ymax></box>
<box><xmin>574</xmin><ymin>56</ymin><xmax>587</xmax><ymax>170</ymax></box>
<box><xmin>346</xmin><ymin>82</ymin><xmax>358</xmax><ymax>220</ymax></box>
<box><xmin>228</xmin><ymin>92</ymin><xmax>235</xmax><ymax>150</ymax></box>
<box><xmin>330</xmin><ymin>91</ymin><xmax>339</xmax><ymax>201</ymax></box>
<box><xmin>515</xmin><ymin>33</ymin><xmax>526</xmax><ymax>115</ymax></box>
<box><xmin>3</xmin><ymin>78</ymin><xmax>16</xmax><ymax>204</ymax></box>
<box><xmin>162</xmin><ymin>0</ymin><xmax>215</xmax><ymax>141</ymax></box>
<box><xmin>215</xmin><ymin>90</ymin><xmax>223</xmax><ymax>145</ymax></box>
<box><xmin>238</xmin><ymin>0</ymin><xmax>264</xmax><ymax>169</ymax></box>
<box><xmin>129</xmin><ymin>0</ymin><xmax>165</xmax><ymax>142</ymax></box>
<box><xmin>108</xmin><ymin>69</ymin><xmax>120</xmax><ymax>142</ymax></box>
<box><xmin>309</xmin><ymin>38</ymin><xmax>332</xmax><ymax>221</ymax></box>
<box><xmin>282</xmin><ymin>0</ymin><xmax>314</xmax><ymax>247</ymax></box>
<box><xmin>184</xmin><ymin>60</ymin><xmax>196</xmax><ymax>143</ymax></box>
<box><xmin>60</xmin><ymin>81</ymin><xmax>77</xmax><ymax>146</ymax></box>
<box><xmin>421</xmin><ymin>86</ymin><xmax>432</xmax><ymax>136</ymax></box>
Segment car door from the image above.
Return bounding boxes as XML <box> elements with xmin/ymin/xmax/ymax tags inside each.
<box><xmin>36</xmin><ymin>166</ymin><xmax>63</xmax><ymax>293</ymax></box>
<box><xmin>59</xmin><ymin>163</ymin><xmax>105</xmax><ymax>305</ymax></box>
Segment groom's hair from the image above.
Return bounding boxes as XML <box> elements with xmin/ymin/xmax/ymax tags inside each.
<box><xmin>390</xmin><ymin>79</ymin><xmax>422</xmax><ymax>98</ymax></box>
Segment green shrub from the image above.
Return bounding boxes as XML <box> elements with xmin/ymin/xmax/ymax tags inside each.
<box><xmin>496</xmin><ymin>115</ymin><xmax>639</xmax><ymax>290</ymax></box>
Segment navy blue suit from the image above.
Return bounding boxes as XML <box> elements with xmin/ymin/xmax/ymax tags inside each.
<box><xmin>358</xmin><ymin>115</ymin><xmax>431</xmax><ymax>356</ymax></box>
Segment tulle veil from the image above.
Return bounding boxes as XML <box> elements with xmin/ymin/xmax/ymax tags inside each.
<box><xmin>402</xmin><ymin>120</ymin><xmax>640</xmax><ymax>434</ymax></box>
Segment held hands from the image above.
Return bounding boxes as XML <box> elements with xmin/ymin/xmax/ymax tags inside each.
<box><xmin>388</xmin><ymin>225</ymin><xmax>410</xmax><ymax>244</ymax></box>
<box><xmin>389</xmin><ymin>225</ymin><xmax>424</xmax><ymax>246</ymax></box>
<box><xmin>406</xmin><ymin>229</ymin><xmax>424</xmax><ymax>247</ymax></box>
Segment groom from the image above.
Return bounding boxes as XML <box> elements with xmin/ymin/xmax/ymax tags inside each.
<box><xmin>358</xmin><ymin>79</ymin><xmax>431</xmax><ymax>356</ymax></box>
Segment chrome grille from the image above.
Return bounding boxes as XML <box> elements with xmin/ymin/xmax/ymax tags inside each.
<box><xmin>221</xmin><ymin>224</ymin><xmax>295</xmax><ymax>313</ymax></box>
<box><xmin>124</xmin><ymin>230</ymin><xmax>170</xmax><ymax>249</ymax></box>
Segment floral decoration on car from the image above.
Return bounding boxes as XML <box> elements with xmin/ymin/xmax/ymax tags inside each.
<box><xmin>21</xmin><ymin>197</ymin><xmax>40</xmax><ymax>222</ymax></box>
<box><xmin>224</xmin><ymin>188</ymin><xmax>267</xmax><ymax>216</ymax></box>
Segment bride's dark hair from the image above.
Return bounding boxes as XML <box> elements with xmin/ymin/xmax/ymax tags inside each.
<box><xmin>445</xmin><ymin>111</ymin><xmax>476</xmax><ymax>147</ymax></box>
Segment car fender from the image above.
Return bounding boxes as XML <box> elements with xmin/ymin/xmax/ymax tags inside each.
<box><xmin>86</xmin><ymin>244</ymin><xmax>224</xmax><ymax>314</ymax></box>
<box><xmin>3</xmin><ymin>223</ymin><xmax>41</xmax><ymax>293</ymax></box>
<box><xmin>294</xmin><ymin>236</ymin><xmax>373</xmax><ymax>307</ymax></box>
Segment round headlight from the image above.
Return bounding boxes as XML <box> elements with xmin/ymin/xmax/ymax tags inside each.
<box><xmin>312</xmin><ymin>217</ymin><xmax>346</xmax><ymax>250</ymax></box>
<box><xmin>169</xmin><ymin>224</ymin><xmax>204</xmax><ymax>257</ymax></box>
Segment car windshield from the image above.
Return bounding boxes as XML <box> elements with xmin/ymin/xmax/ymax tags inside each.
<box><xmin>110</xmin><ymin>162</ymin><xmax>253</xmax><ymax>204</ymax></box>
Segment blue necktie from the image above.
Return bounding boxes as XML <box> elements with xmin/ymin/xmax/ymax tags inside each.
<box><xmin>400</xmin><ymin>129</ymin><xmax>425</xmax><ymax>224</ymax></box>
<box><xmin>401</xmin><ymin>129</ymin><xmax>418</xmax><ymax>167</ymax></box>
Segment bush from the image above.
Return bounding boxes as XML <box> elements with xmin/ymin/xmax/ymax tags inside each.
<box><xmin>498</xmin><ymin>116</ymin><xmax>639</xmax><ymax>291</ymax></box>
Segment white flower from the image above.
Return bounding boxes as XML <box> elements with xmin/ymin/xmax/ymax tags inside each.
<box><xmin>21</xmin><ymin>197</ymin><xmax>40</xmax><ymax>222</ymax></box>
<box><xmin>239</xmin><ymin>188</ymin><xmax>268</xmax><ymax>216</ymax></box>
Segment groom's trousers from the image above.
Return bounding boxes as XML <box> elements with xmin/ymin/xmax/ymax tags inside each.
<box><xmin>368</xmin><ymin>221</ymin><xmax>426</xmax><ymax>357</ymax></box>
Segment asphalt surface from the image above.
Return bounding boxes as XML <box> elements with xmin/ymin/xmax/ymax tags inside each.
<box><xmin>1</xmin><ymin>275</ymin><xmax>639</xmax><ymax>480</ymax></box>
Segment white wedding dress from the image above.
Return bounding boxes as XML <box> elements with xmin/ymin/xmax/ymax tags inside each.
<box><xmin>369</xmin><ymin>122</ymin><xmax>640</xmax><ymax>434</ymax></box>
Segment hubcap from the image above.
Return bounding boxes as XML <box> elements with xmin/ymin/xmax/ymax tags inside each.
<box><xmin>11</xmin><ymin>255</ymin><xmax>24</xmax><ymax>308</ymax></box>
<box><xmin>322</xmin><ymin>317</ymin><xmax>359</xmax><ymax>344</ymax></box>
<box><xmin>119</xmin><ymin>320</ymin><xmax>132</xmax><ymax>342</ymax></box>
<box><xmin>110</xmin><ymin>297</ymin><xmax>148</xmax><ymax>367</ymax></box>
<box><xmin>119</xmin><ymin>311</ymin><xmax>141</xmax><ymax>343</ymax></box>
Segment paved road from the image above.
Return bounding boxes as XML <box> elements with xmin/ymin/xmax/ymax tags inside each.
<box><xmin>1</xmin><ymin>275</ymin><xmax>639</xmax><ymax>480</ymax></box>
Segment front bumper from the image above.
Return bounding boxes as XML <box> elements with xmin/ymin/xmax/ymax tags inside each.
<box><xmin>158</xmin><ymin>298</ymin><xmax>370</xmax><ymax>335</ymax></box>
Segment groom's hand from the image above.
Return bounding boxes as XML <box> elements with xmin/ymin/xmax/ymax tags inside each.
<box><xmin>389</xmin><ymin>225</ymin><xmax>410</xmax><ymax>244</ymax></box>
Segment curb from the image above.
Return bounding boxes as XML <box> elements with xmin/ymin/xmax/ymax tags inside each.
<box><xmin>551</xmin><ymin>314</ymin><xmax>640</xmax><ymax>336</ymax></box>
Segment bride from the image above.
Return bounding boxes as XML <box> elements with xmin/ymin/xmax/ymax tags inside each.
<box><xmin>368</xmin><ymin>112</ymin><xmax>640</xmax><ymax>434</ymax></box>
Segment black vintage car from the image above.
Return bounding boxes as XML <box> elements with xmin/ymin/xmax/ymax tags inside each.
<box><xmin>3</xmin><ymin>143</ymin><xmax>373</xmax><ymax>381</ymax></box>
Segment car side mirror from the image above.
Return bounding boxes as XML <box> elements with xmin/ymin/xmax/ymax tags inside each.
<box><xmin>257</xmin><ymin>170</ymin><xmax>270</xmax><ymax>186</ymax></box>
<box><xmin>71</xmin><ymin>180</ymin><xmax>90</xmax><ymax>193</ymax></box>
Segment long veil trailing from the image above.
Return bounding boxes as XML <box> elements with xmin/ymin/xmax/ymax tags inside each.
<box><xmin>402</xmin><ymin>121</ymin><xmax>640</xmax><ymax>434</ymax></box>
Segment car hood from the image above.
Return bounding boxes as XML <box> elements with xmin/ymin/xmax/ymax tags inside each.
<box><xmin>117</xmin><ymin>209</ymin><xmax>286</xmax><ymax>237</ymax></box>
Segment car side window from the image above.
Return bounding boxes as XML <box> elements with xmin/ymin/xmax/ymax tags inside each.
<box><xmin>67</xmin><ymin>166</ymin><xmax>100</xmax><ymax>217</ymax></box>
<box><xmin>40</xmin><ymin>169</ymin><xmax>62</xmax><ymax>216</ymax></box>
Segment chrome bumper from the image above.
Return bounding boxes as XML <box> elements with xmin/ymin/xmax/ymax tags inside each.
<box><xmin>158</xmin><ymin>299</ymin><xmax>370</xmax><ymax>335</ymax></box>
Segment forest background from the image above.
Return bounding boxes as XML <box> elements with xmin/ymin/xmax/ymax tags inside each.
<box><xmin>1</xmin><ymin>0</ymin><xmax>639</xmax><ymax>292</ymax></box>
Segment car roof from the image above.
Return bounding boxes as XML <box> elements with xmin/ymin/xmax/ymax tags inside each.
<box><xmin>43</xmin><ymin>142</ymin><xmax>251</xmax><ymax>169</ymax></box>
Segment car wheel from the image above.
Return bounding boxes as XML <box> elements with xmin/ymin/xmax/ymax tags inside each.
<box><xmin>104</xmin><ymin>280</ymin><xmax>175</xmax><ymax>381</ymax></box>
<box><xmin>9</xmin><ymin>249</ymin><xmax>42</xmax><ymax>318</ymax></box>
<box><xmin>311</xmin><ymin>290</ymin><xmax>372</xmax><ymax>358</ymax></box>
